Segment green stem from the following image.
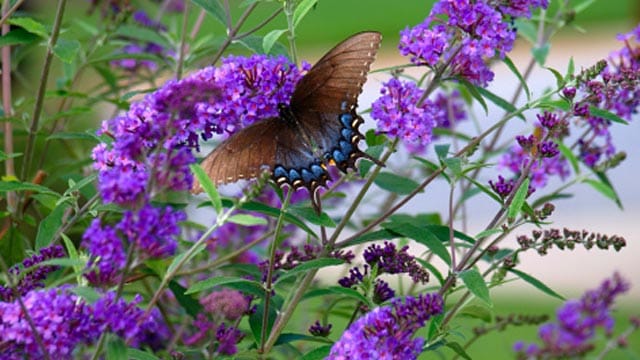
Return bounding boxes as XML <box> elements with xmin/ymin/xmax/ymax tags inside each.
<box><xmin>259</xmin><ymin>190</ymin><xmax>293</xmax><ymax>353</ymax></box>
<box><xmin>2</xmin><ymin>0</ymin><xmax>16</xmax><ymax>211</ymax></box>
<box><xmin>328</xmin><ymin>139</ymin><xmax>398</xmax><ymax>247</ymax></box>
<box><xmin>283</xmin><ymin>0</ymin><xmax>298</xmax><ymax>65</ymax></box>
<box><xmin>175</xmin><ymin>0</ymin><xmax>190</xmax><ymax>80</ymax></box>
<box><xmin>0</xmin><ymin>0</ymin><xmax>24</xmax><ymax>28</ymax></box>
<box><xmin>21</xmin><ymin>0</ymin><xmax>67</xmax><ymax>181</ymax></box>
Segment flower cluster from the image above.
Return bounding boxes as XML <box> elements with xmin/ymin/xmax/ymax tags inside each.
<box><xmin>399</xmin><ymin>0</ymin><xmax>548</xmax><ymax>87</ymax></box>
<box><xmin>81</xmin><ymin>204</ymin><xmax>185</xmax><ymax>285</ymax></box>
<box><xmin>0</xmin><ymin>245</ymin><xmax>65</xmax><ymax>301</ymax></box>
<box><xmin>338</xmin><ymin>266</ymin><xmax>396</xmax><ymax>305</ymax></box>
<box><xmin>562</xmin><ymin>24</ymin><xmax>640</xmax><ymax>168</ymax></box>
<box><xmin>259</xmin><ymin>243</ymin><xmax>354</xmax><ymax>281</ymax></box>
<box><xmin>514</xmin><ymin>273</ymin><xmax>630</xmax><ymax>358</ymax></box>
<box><xmin>516</xmin><ymin>228</ymin><xmax>627</xmax><ymax>254</ymax></box>
<box><xmin>492</xmin><ymin>111</ymin><xmax>570</xmax><ymax>197</ymax></box>
<box><xmin>328</xmin><ymin>293</ymin><xmax>444</xmax><ymax>359</ymax></box>
<box><xmin>0</xmin><ymin>286</ymin><xmax>166</xmax><ymax>359</ymax></box>
<box><xmin>363</xmin><ymin>241</ymin><xmax>430</xmax><ymax>284</ymax></box>
<box><xmin>309</xmin><ymin>320</ymin><xmax>332</xmax><ymax>337</ymax></box>
<box><xmin>371</xmin><ymin>78</ymin><xmax>467</xmax><ymax>153</ymax></box>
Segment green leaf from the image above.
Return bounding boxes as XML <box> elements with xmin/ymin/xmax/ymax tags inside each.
<box><xmin>417</xmin><ymin>258</ymin><xmax>444</xmax><ymax>286</ymax></box>
<box><xmin>382</xmin><ymin>222</ymin><xmax>451</xmax><ymax>265</ymax></box>
<box><xmin>228</xmin><ymin>214</ymin><xmax>268</xmax><ymax>226</ymax></box>
<box><xmin>289</xmin><ymin>206</ymin><xmax>335</xmax><ymax>227</ymax></box>
<box><xmin>233</xmin><ymin>200</ymin><xmax>317</xmax><ymax>238</ymax></box>
<box><xmin>446</xmin><ymin>342</ymin><xmax>472</xmax><ymax>360</ymax></box>
<box><xmin>557</xmin><ymin>141</ymin><xmax>579</xmax><ymax>175</ymax></box>
<box><xmin>275</xmin><ymin>258</ymin><xmax>345</xmax><ymax>284</ymax></box>
<box><xmin>250</xmin><ymin>299</ymin><xmax>277</xmax><ymax>344</ymax></box>
<box><xmin>53</xmin><ymin>39</ymin><xmax>80</xmax><ymax>64</ymax></box>
<box><xmin>61</xmin><ymin>233</ymin><xmax>84</xmax><ymax>276</ymax></box>
<box><xmin>71</xmin><ymin>286</ymin><xmax>101</xmax><ymax>303</ymax></box>
<box><xmin>106</xmin><ymin>335</ymin><xmax>127</xmax><ymax>360</ymax></box>
<box><xmin>435</xmin><ymin>144</ymin><xmax>450</xmax><ymax>160</ymax></box>
<box><xmin>346</xmin><ymin>229</ymin><xmax>398</xmax><ymax>246</ymax></box>
<box><xmin>166</xmin><ymin>242</ymin><xmax>207</xmax><ymax>276</ymax></box>
<box><xmin>459</xmin><ymin>304</ymin><xmax>493</xmax><ymax>322</ymax></box>
<box><xmin>458</xmin><ymin>79</ymin><xmax>488</xmax><ymax>114</ymax></box>
<box><xmin>293</xmin><ymin>0</ymin><xmax>319</xmax><ymax>28</ymax></box>
<box><xmin>443</xmin><ymin>158</ymin><xmax>462</xmax><ymax>177</ymax></box>
<box><xmin>509</xmin><ymin>268</ymin><xmax>564</xmax><ymax>300</ymax></box>
<box><xmin>263</xmin><ymin>29</ymin><xmax>287</xmax><ymax>54</ymax></box>
<box><xmin>191</xmin><ymin>0</ymin><xmax>227</xmax><ymax>26</ymax></box>
<box><xmin>185</xmin><ymin>276</ymin><xmax>264</xmax><ymax>296</ymax></box>
<box><xmin>374</xmin><ymin>171</ymin><xmax>420</xmax><ymax>195</ymax></box>
<box><xmin>475</xmin><ymin>86</ymin><xmax>520</xmax><ymax>119</ymax></box>
<box><xmin>191</xmin><ymin>164</ymin><xmax>222</xmax><ymax>213</ymax></box>
<box><xmin>459</xmin><ymin>268</ymin><xmax>492</xmax><ymax>307</ymax></box>
<box><xmin>36</xmin><ymin>203</ymin><xmax>68</xmax><ymax>249</ymax></box>
<box><xmin>301</xmin><ymin>345</ymin><xmax>332</xmax><ymax>360</ymax></box>
<box><xmin>503</xmin><ymin>56</ymin><xmax>530</xmax><ymax>101</ymax></box>
<box><xmin>0</xmin><ymin>28</ymin><xmax>40</xmax><ymax>47</ymax></box>
<box><xmin>545</xmin><ymin>66</ymin><xmax>564</xmax><ymax>89</ymax></box>
<box><xmin>507</xmin><ymin>178</ymin><xmax>530</xmax><ymax>220</ymax></box>
<box><xmin>0</xmin><ymin>181</ymin><xmax>60</xmax><ymax>197</ymax></box>
<box><xmin>8</xmin><ymin>17</ymin><xmax>48</xmax><ymax>38</ymax></box>
<box><xmin>589</xmin><ymin>105</ymin><xmax>629</xmax><ymax>125</ymax></box>
<box><xmin>426</xmin><ymin>225</ymin><xmax>476</xmax><ymax>244</ymax></box>
<box><xmin>274</xmin><ymin>332</ymin><xmax>332</xmax><ymax>346</ymax></box>
<box><xmin>302</xmin><ymin>286</ymin><xmax>369</xmax><ymax>305</ymax></box>
<box><xmin>127</xmin><ymin>348</ymin><xmax>161</xmax><ymax>360</ymax></box>
<box><xmin>168</xmin><ymin>280</ymin><xmax>203</xmax><ymax>318</ymax></box>
<box><xmin>532</xmin><ymin>43</ymin><xmax>550</xmax><ymax>65</ymax></box>
<box><xmin>593</xmin><ymin>171</ymin><xmax>622</xmax><ymax>208</ymax></box>
<box><xmin>115</xmin><ymin>25</ymin><xmax>170</xmax><ymax>47</ymax></box>
<box><xmin>583</xmin><ymin>178</ymin><xmax>617</xmax><ymax>204</ymax></box>
<box><xmin>38</xmin><ymin>258</ymin><xmax>86</xmax><ymax>268</ymax></box>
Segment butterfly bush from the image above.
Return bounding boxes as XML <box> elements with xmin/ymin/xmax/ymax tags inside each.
<box><xmin>3</xmin><ymin>0</ymin><xmax>640</xmax><ymax>359</ymax></box>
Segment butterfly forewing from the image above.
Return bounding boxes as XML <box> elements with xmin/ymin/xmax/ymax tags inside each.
<box><xmin>290</xmin><ymin>31</ymin><xmax>382</xmax><ymax>114</ymax></box>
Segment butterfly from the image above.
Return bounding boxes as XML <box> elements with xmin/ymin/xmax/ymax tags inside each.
<box><xmin>192</xmin><ymin>32</ymin><xmax>383</xmax><ymax>210</ymax></box>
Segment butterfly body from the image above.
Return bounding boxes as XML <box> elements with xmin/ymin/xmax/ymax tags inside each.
<box><xmin>193</xmin><ymin>32</ymin><xmax>383</xmax><ymax>209</ymax></box>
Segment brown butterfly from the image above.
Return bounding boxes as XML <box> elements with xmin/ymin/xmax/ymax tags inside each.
<box><xmin>192</xmin><ymin>32</ymin><xmax>383</xmax><ymax>210</ymax></box>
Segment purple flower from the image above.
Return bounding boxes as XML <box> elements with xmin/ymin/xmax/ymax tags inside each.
<box><xmin>117</xmin><ymin>204</ymin><xmax>185</xmax><ymax>258</ymax></box>
<box><xmin>82</xmin><ymin>218</ymin><xmax>127</xmax><ymax>286</ymax></box>
<box><xmin>373</xmin><ymin>279</ymin><xmax>395</xmax><ymax>304</ymax></box>
<box><xmin>514</xmin><ymin>273</ymin><xmax>630</xmax><ymax>359</ymax></box>
<box><xmin>215</xmin><ymin>323</ymin><xmax>244</xmax><ymax>355</ymax></box>
<box><xmin>363</xmin><ymin>242</ymin><xmax>429</xmax><ymax>284</ymax></box>
<box><xmin>398</xmin><ymin>0</ymin><xmax>547</xmax><ymax>87</ymax></box>
<box><xmin>338</xmin><ymin>266</ymin><xmax>367</xmax><ymax>288</ymax></box>
<box><xmin>328</xmin><ymin>293</ymin><xmax>444</xmax><ymax>359</ymax></box>
<box><xmin>371</xmin><ymin>78</ymin><xmax>436</xmax><ymax>153</ymax></box>
<box><xmin>309</xmin><ymin>320</ymin><xmax>332</xmax><ymax>337</ymax></box>
<box><xmin>498</xmin><ymin>141</ymin><xmax>569</xmax><ymax>190</ymax></box>
<box><xmin>0</xmin><ymin>286</ymin><xmax>167</xmax><ymax>359</ymax></box>
<box><xmin>0</xmin><ymin>245</ymin><xmax>65</xmax><ymax>301</ymax></box>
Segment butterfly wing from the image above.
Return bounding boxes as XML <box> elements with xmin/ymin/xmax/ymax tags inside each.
<box><xmin>289</xmin><ymin>31</ymin><xmax>382</xmax><ymax>172</ymax></box>
<box><xmin>192</xmin><ymin>118</ymin><xmax>325</xmax><ymax>193</ymax></box>
<box><xmin>290</xmin><ymin>31</ymin><xmax>382</xmax><ymax>114</ymax></box>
